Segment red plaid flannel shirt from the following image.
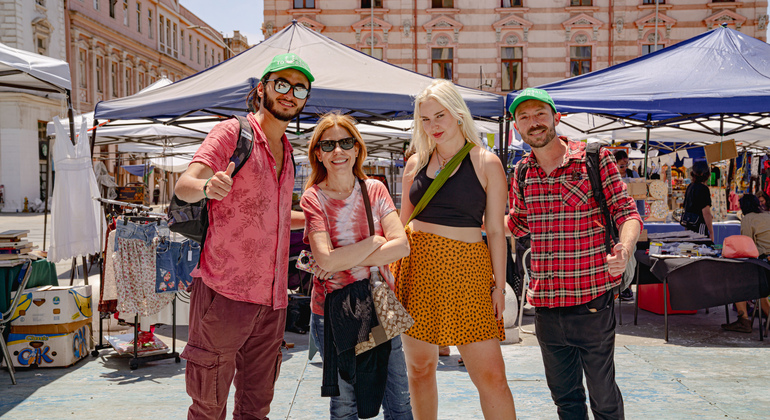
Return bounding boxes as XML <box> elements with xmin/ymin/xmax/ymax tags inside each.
<box><xmin>508</xmin><ymin>139</ymin><xmax>643</xmax><ymax>308</ymax></box>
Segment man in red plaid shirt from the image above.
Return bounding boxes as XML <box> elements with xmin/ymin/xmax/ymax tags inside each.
<box><xmin>506</xmin><ymin>88</ymin><xmax>642</xmax><ymax>420</ymax></box>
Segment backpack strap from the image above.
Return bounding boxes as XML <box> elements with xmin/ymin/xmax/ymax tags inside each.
<box><xmin>584</xmin><ymin>142</ymin><xmax>617</xmax><ymax>254</ymax></box>
<box><xmin>516</xmin><ymin>159</ymin><xmax>528</xmax><ymax>203</ymax></box>
<box><xmin>230</xmin><ymin>115</ymin><xmax>255</xmax><ymax>176</ymax></box>
<box><xmin>198</xmin><ymin>115</ymin><xmax>255</xmax><ymax>267</ymax></box>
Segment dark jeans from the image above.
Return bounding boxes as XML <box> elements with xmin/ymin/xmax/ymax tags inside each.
<box><xmin>535</xmin><ymin>291</ymin><xmax>624</xmax><ymax>420</ymax></box>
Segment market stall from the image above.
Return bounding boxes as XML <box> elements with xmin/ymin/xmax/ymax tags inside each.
<box><xmin>506</xmin><ymin>26</ymin><xmax>770</xmax><ymax>238</ymax></box>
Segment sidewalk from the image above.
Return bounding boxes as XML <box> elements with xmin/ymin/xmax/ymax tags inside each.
<box><xmin>1</xmin><ymin>213</ymin><xmax>769</xmax><ymax>419</ymax></box>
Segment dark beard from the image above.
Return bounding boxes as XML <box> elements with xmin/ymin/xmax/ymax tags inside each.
<box><xmin>263</xmin><ymin>94</ymin><xmax>303</xmax><ymax>122</ymax></box>
<box><xmin>521</xmin><ymin>124</ymin><xmax>557</xmax><ymax>149</ymax></box>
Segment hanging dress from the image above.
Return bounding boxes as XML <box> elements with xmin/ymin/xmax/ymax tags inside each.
<box><xmin>48</xmin><ymin>117</ymin><xmax>105</xmax><ymax>263</ymax></box>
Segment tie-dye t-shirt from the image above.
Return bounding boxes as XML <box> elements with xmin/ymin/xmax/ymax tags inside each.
<box><xmin>301</xmin><ymin>179</ymin><xmax>397</xmax><ymax>316</ymax></box>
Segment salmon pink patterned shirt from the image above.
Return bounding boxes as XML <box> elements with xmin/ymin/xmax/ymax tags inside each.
<box><xmin>190</xmin><ymin>113</ymin><xmax>294</xmax><ymax>309</ymax></box>
<box><xmin>301</xmin><ymin>179</ymin><xmax>397</xmax><ymax>316</ymax></box>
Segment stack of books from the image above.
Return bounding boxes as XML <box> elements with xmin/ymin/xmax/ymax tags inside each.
<box><xmin>0</xmin><ymin>230</ymin><xmax>35</xmax><ymax>263</ymax></box>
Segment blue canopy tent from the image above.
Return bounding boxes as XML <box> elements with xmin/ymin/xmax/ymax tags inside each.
<box><xmin>504</xmin><ymin>26</ymin><xmax>770</xmax><ymax>174</ymax></box>
<box><xmin>93</xmin><ymin>21</ymin><xmax>504</xmax><ymax>158</ymax></box>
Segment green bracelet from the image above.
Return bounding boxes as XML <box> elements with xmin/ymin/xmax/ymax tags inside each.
<box><xmin>203</xmin><ymin>177</ymin><xmax>212</xmax><ymax>199</ymax></box>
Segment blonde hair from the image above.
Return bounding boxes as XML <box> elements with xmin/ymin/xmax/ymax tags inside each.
<box><xmin>408</xmin><ymin>79</ymin><xmax>480</xmax><ymax>177</ymax></box>
<box><xmin>305</xmin><ymin>112</ymin><xmax>368</xmax><ymax>190</ymax></box>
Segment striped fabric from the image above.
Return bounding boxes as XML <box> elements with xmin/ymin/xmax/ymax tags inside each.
<box><xmin>508</xmin><ymin>139</ymin><xmax>643</xmax><ymax>308</ymax></box>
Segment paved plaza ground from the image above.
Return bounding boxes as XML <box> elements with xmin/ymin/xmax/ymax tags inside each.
<box><xmin>1</xmin><ymin>213</ymin><xmax>769</xmax><ymax>419</ymax></box>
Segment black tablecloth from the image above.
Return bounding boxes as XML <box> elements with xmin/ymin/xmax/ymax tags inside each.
<box><xmin>635</xmin><ymin>252</ymin><xmax>770</xmax><ymax>311</ymax></box>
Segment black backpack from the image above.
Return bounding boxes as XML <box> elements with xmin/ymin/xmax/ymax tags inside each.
<box><xmin>167</xmin><ymin>115</ymin><xmax>254</xmax><ymax>247</ymax></box>
<box><xmin>516</xmin><ymin>142</ymin><xmax>637</xmax><ymax>294</ymax></box>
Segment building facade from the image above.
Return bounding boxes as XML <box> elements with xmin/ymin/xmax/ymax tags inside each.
<box><xmin>0</xmin><ymin>0</ymin><xmax>67</xmax><ymax>212</ymax></box>
<box><xmin>67</xmin><ymin>0</ymin><xmax>228</xmax><ymax>115</ymax></box>
<box><xmin>65</xmin><ymin>0</ymin><xmax>230</xmax><ymax>210</ymax></box>
<box><xmin>225</xmin><ymin>30</ymin><xmax>251</xmax><ymax>58</ymax></box>
<box><xmin>262</xmin><ymin>1</ymin><xmax>768</xmax><ymax>94</ymax></box>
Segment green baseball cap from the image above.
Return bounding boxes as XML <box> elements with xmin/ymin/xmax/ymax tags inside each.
<box><xmin>261</xmin><ymin>53</ymin><xmax>314</xmax><ymax>83</ymax></box>
<box><xmin>509</xmin><ymin>88</ymin><xmax>557</xmax><ymax>119</ymax></box>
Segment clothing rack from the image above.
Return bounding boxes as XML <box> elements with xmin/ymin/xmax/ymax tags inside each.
<box><xmin>91</xmin><ymin>197</ymin><xmax>181</xmax><ymax>370</ymax></box>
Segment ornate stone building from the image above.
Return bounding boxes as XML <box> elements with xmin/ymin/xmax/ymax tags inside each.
<box><xmin>0</xmin><ymin>0</ymin><xmax>67</xmax><ymax>212</ymax></box>
<box><xmin>67</xmin><ymin>0</ymin><xmax>228</xmax><ymax>115</ymax></box>
<box><xmin>225</xmin><ymin>30</ymin><xmax>251</xmax><ymax>59</ymax></box>
<box><xmin>262</xmin><ymin>1</ymin><xmax>768</xmax><ymax>94</ymax></box>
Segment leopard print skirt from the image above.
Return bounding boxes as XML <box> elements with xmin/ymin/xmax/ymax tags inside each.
<box><xmin>391</xmin><ymin>227</ymin><xmax>505</xmax><ymax>346</ymax></box>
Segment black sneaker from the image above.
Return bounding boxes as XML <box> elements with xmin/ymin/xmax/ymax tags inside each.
<box><xmin>619</xmin><ymin>289</ymin><xmax>634</xmax><ymax>302</ymax></box>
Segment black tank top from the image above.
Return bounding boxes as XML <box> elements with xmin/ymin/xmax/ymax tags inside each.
<box><xmin>408</xmin><ymin>153</ymin><xmax>486</xmax><ymax>227</ymax></box>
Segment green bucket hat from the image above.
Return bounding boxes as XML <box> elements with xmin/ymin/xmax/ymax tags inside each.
<box><xmin>509</xmin><ymin>88</ymin><xmax>557</xmax><ymax>119</ymax></box>
<box><xmin>261</xmin><ymin>53</ymin><xmax>314</xmax><ymax>83</ymax></box>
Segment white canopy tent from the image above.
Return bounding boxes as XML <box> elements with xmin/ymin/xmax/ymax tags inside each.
<box><xmin>0</xmin><ymin>42</ymin><xmax>71</xmax><ymax>94</ymax></box>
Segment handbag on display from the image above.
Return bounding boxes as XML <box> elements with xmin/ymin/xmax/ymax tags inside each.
<box><xmin>354</xmin><ymin>178</ymin><xmax>415</xmax><ymax>355</ymax></box>
<box><xmin>722</xmin><ymin>235</ymin><xmax>759</xmax><ymax>259</ymax></box>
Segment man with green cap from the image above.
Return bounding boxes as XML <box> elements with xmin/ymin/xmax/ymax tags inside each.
<box><xmin>175</xmin><ymin>52</ymin><xmax>313</xmax><ymax>419</ymax></box>
<box><xmin>505</xmin><ymin>88</ymin><xmax>642</xmax><ymax>420</ymax></box>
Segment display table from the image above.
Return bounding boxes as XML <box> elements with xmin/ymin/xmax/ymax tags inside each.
<box><xmin>0</xmin><ymin>259</ymin><xmax>58</xmax><ymax>314</ymax></box>
<box><xmin>644</xmin><ymin>222</ymin><xmax>740</xmax><ymax>245</ymax></box>
<box><xmin>633</xmin><ymin>251</ymin><xmax>770</xmax><ymax>341</ymax></box>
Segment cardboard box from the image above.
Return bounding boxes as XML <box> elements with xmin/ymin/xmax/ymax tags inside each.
<box><xmin>638</xmin><ymin>284</ymin><xmax>697</xmax><ymax>315</ymax></box>
<box><xmin>10</xmin><ymin>285</ymin><xmax>92</xmax><ymax>326</ymax></box>
<box><xmin>703</xmin><ymin>139</ymin><xmax>738</xmax><ymax>164</ymax></box>
<box><xmin>2</xmin><ymin>319</ymin><xmax>92</xmax><ymax>368</ymax></box>
<box><xmin>624</xmin><ymin>181</ymin><xmax>648</xmax><ymax>200</ymax></box>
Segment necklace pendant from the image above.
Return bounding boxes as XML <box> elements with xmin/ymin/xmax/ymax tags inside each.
<box><xmin>435</xmin><ymin>169</ymin><xmax>441</xmax><ymax>177</ymax></box>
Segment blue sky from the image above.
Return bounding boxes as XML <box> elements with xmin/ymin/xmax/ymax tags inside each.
<box><xmin>180</xmin><ymin>0</ymin><xmax>265</xmax><ymax>45</ymax></box>
<box><xmin>181</xmin><ymin>2</ymin><xmax>768</xmax><ymax>46</ymax></box>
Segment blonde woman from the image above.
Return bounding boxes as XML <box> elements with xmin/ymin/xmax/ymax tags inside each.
<box><xmin>300</xmin><ymin>113</ymin><xmax>413</xmax><ymax>419</ymax></box>
<box><xmin>395</xmin><ymin>80</ymin><xmax>516</xmax><ymax>419</ymax></box>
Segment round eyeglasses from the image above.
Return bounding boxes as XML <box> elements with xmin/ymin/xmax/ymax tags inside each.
<box><xmin>318</xmin><ymin>137</ymin><xmax>356</xmax><ymax>152</ymax></box>
<box><xmin>265</xmin><ymin>79</ymin><xmax>309</xmax><ymax>99</ymax></box>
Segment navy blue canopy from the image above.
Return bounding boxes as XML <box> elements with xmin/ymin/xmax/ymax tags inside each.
<box><xmin>95</xmin><ymin>22</ymin><xmax>503</xmax><ymax>123</ymax></box>
<box><xmin>505</xmin><ymin>26</ymin><xmax>770</xmax><ymax>126</ymax></box>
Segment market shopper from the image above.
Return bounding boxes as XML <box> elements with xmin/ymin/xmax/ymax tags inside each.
<box><xmin>396</xmin><ymin>79</ymin><xmax>516</xmax><ymax>419</ymax></box>
<box><xmin>721</xmin><ymin>194</ymin><xmax>770</xmax><ymax>333</ymax></box>
<box><xmin>682</xmin><ymin>161</ymin><xmax>715</xmax><ymax>242</ymax></box>
<box><xmin>173</xmin><ymin>53</ymin><xmax>312</xmax><ymax>420</ymax></box>
<box><xmin>506</xmin><ymin>88</ymin><xmax>642</xmax><ymax>420</ymax></box>
<box><xmin>300</xmin><ymin>112</ymin><xmax>413</xmax><ymax>419</ymax></box>
<box><xmin>613</xmin><ymin>150</ymin><xmax>639</xmax><ymax>179</ymax></box>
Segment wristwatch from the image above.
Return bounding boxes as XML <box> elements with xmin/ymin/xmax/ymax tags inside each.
<box><xmin>491</xmin><ymin>286</ymin><xmax>507</xmax><ymax>296</ymax></box>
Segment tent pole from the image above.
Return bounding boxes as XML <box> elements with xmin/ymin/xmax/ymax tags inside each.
<box><xmin>499</xmin><ymin>116</ymin><xmax>506</xmax><ymax>170</ymax></box>
<box><xmin>42</xmin><ymin>130</ymin><xmax>51</xmax><ymax>251</ymax></box>
<box><xmin>500</xmin><ymin>110</ymin><xmax>511</xmax><ymax>174</ymax></box>
<box><xmin>643</xmin><ymin>114</ymin><xmax>651</xmax><ymax>179</ymax></box>
<box><xmin>91</xmin><ymin>118</ymin><xmax>99</xmax><ymax>158</ymax></box>
<box><xmin>67</xmin><ymin>90</ymin><xmax>76</xmax><ymax>146</ymax></box>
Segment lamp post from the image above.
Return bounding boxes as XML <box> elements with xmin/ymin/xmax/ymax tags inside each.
<box><xmin>187</xmin><ymin>25</ymin><xmax>236</xmax><ymax>58</ymax></box>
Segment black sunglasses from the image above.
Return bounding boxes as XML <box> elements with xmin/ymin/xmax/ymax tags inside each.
<box><xmin>265</xmin><ymin>78</ymin><xmax>309</xmax><ymax>99</ymax></box>
<box><xmin>318</xmin><ymin>137</ymin><xmax>356</xmax><ymax>152</ymax></box>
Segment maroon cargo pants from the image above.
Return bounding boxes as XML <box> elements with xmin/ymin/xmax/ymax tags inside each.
<box><xmin>182</xmin><ymin>279</ymin><xmax>287</xmax><ymax>420</ymax></box>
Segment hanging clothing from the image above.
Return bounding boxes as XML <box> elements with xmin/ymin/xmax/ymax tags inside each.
<box><xmin>113</xmin><ymin>219</ymin><xmax>174</xmax><ymax>316</ymax></box>
<box><xmin>48</xmin><ymin>117</ymin><xmax>105</xmax><ymax>263</ymax></box>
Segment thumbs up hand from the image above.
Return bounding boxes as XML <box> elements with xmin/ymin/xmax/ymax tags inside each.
<box><xmin>606</xmin><ymin>243</ymin><xmax>628</xmax><ymax>277</ymax></box>
<box><xmin>204</xmin><ymin>161</ymin><xmax>236</xmax><ymax>201</ymax></box>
